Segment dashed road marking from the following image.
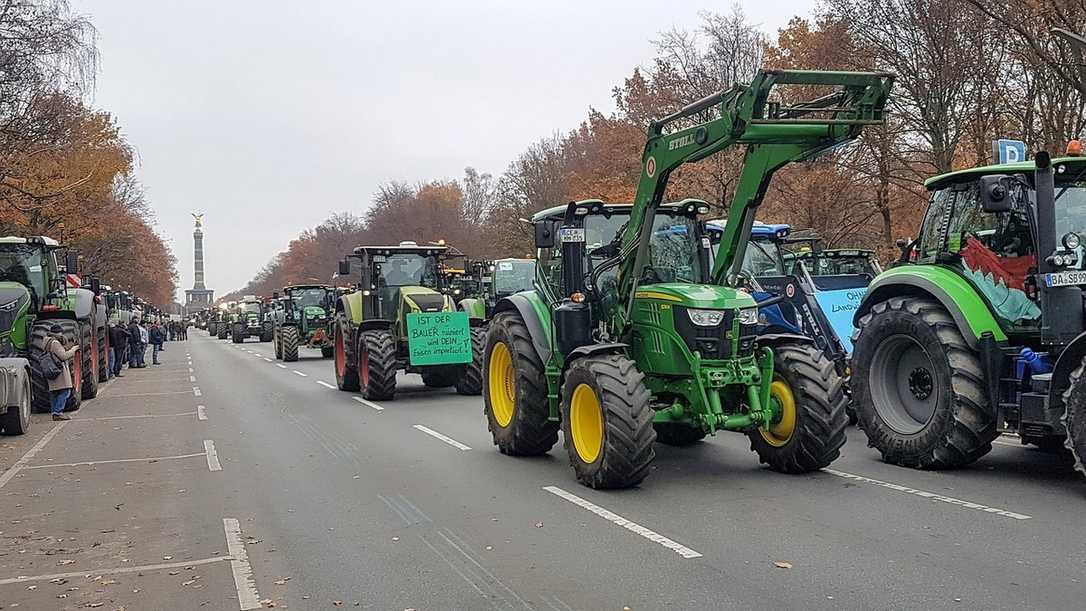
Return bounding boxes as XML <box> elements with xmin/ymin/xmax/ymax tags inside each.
<box><xmin>276</xmin><ymin>364</ymin><xmax>287</xmax><ymax>369</ymax></box>
<box><xmin>316</xmin><ymin>380</ymin><xmax>336</xmax><ymax>389</ymax></box>
<box><xmin>823</xmin><ymin>469</ymin><xmax>1032</xmax><ymax>520</ymax></box>
<box><xmin>204</xmin><ymin>440</ymin><xmax>222</xmax><ymax>471</ymax></box>
<box><xmin>190</xmin><ymin>375</ymin><xmax>197</xmax><ymax>382</ymax></box>
<box><xmin>263</xmin><ymin>357</ymin><xmax>272</xmax><ymax>362</ymax></box>
<box><xmin>189</xmin><ymin>367</ymin><xmax>194</xmax><ymax>373</ymax></box>
<box><xmin>0</xmin><ymin>422</ymin><xmax>66</xmax><ymax>489</ymax></box>
<box><xmin>223</xmin><ymin>518</ymin><xmax>262</xmax><ymax>610</ymax></box>
<box><xmin>353</xmin><ymin>396</ymin><xmax>383</xmax><ymax>411</ymax></box>
<box><xmin>197</xmin><ymin>405</ymin><xmax>208</xmax><ymax>421</ymax></box>
<box><xmin>543</xmin><ymin>485</ymin><xmax>703</xmax><ymax>558</ymax></box>
<box><xmin>193</xmin><ymin>386</ymin><xmax>202</xmax><ymax>397</ymax></box>
<box><xmin>23</xmin><ymin>452</ymin><xmax>207</xmax><ymax>470</ymax></box>
<box><xmin>292</xmin><ymin>370</ymin><xmax>307</xmax><ymax>377</ymax></box>
<box><xmin>413</xmin><ymin>424</ymin><xmax>471</xmax><ymax>451</ymax></box>
<box><xmin>0</xmin><ymin>556</ymin><xmax>230</xmax><ymax>586</ymax></box>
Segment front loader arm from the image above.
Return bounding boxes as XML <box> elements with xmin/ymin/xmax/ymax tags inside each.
<box><xmin>615</xmin><ymin>69</ymin><xmax>893</xmax><ymax>325</ymax></box>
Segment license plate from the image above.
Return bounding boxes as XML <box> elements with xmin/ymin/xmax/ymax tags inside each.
<box><xmin>1044</xmin><ymin>271</ymin><xmax>1086</xmax><ymax>287</ymax></box>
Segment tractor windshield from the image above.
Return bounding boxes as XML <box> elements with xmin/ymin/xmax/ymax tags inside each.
<box><xmin>241</xmin><ymin>302</ymin><xmax>261</xmax><ymax>314</ymax></box>
<box><xmin>648</xmin><ymin>217</ymin><xmax>703</xmax><ymax>282</ymax></box>
<box><xmin>377</xmin><ymin>253</ymin><xmax>438</xmax><ymax>288</ymax></box>
<box><xmin>743</xmin><ymin>240</ymin><xmax>785</xmax><ymax>276</ymax></box>
<box><xmin>0</xmin><ymin>244</ymin><xmax>47</xmax><ymax>305</ymax></box>
<box><xmin>291</xmin><ymin>288</ymin><xmax>328</xmax><ymax>310</ymax></box>
<box><xmin>493</xmin><ymin>260</ymin><xmax>535</xmax><ymax>296</ymax></box>
<box><xmin>1055</xmin><ymin>181</ymin><xmax>1086</xmax><ymax>246</ymax></box>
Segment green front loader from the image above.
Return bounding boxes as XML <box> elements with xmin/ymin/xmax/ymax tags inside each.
<box><xmin>331</xmin><ymin>241</ymin><xmax>483</xmax><ymax>400</ymax></box>
<box><xmin>852</xmin><ymin>148</ymin><xmax>1086</xmax><ymax>476</ymax></box>
<box><xmin>481</xmin><ymin>69</ymin><xmax>893</xmax><ymax>488</ymax></box>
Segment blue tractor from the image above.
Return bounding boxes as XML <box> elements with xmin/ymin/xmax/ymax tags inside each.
<box><xmin>707</xmin><ymin>221</ymin><xmax>881</xmax><ymax>422</ymax></box>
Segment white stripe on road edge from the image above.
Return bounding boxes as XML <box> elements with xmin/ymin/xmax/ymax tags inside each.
<box><xmin>292</xmin><ymin>370</ymin><xmax>307</xmax><ymax>377</ymax></box>
<box><xmin>204</xmin><ymin>440</ymin><xmax>222</xmax><ymax>472</ymax></box>
<box><xmin>412</xmin><ymin>424</ymin><xmax>471</xmax><ymax>451</ymax></box>
<box><xmin>190</xmin><ymin>375</ymin><xmax>196</xmax><ymax>382</ymax></box>
<box><xmin>189</xmin><ymin>367</ymin><xmax>194</xmax><ymax>373</ymax></box>
<box><xmin>542</xmin><ymin>485</ymin><xmax>702</xmax><ymax>559</ymax></box>
<box><xmin>193</xmin><ymin>387</ymin><xmax>202</xmax><ymax>397</ymax></box>
<box><xmin>223</xmin><ymin>518</ymin><xmax>263</xmax><ymax>610</ymax></box>
<box><xmin>317</xmin><ymin>380</ymin><xmax>336</xmax><ymax>389</ymax></box>
<box><xmin>197</xmin><ymin>405</ymin><xmax>208</xmax><ymax>421</ymax></box>
<box><xmin>85</xmin><ymin>412</ymin><xmax>197</xmax><ymax>421</ymax></box>
<box><xmin>22</xmin><ymin>452</ymin><xmax>207</xmax><ymax>470</ymax></box>
<box><xmin>0</xmin><ymin>422</ymin><xmax>66</xmax><ymax>489</ymax></box>
<box><xmin>263</xmin><ymin>357</ymin><xmax>272</xmax><ymax>362</ymax></box>
<box><xmin>108</xmin><ymin>390</ymin><xmax>196</xmax><ymax>398</ymax></box>
<box><xmin>0</xmin><ymin>556</ymin><xmax>230</xmax><ymax>586</ymax></box>
<box><xmin>276</xmin><ymin>364</ymin><xmax>287</xmax><ymax>369</ymax></box>
<box><xmin>353</xmin><ymin>396</ymin><xmax>383</xmax><ymax>411</ymax></box>
<box><xmin>822</xmin><ymin>469</ymin><xmax>1032</xmax><ymax>520</ymax></box>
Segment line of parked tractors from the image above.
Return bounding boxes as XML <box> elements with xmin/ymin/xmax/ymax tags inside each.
<box><xmin>198</xmin><ymin>68</ymin><xmax>1086</xmax><ymax>491</ymax></box>
<box><xmin>0</xmin><ymin>236</ymin><xmax>165</xmax><ymax>437</ymax></box>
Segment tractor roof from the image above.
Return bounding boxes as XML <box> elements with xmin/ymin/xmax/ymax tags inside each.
<box><xmin>925</xmin><ymin>156</ymin><xmax>1086</xmax><ymax>190</ymax></box>
<box><xmin>789</xmin><ymin>248</ymin><xmax>876</xmax><ymax>258</ymax></box>
<box><xmin>0</xmin><ymin>236</ymin><xmax>60</xmax><ymax>247</ymax></box>
<box><xmin>532</xmin><ymin>199</ymin><xmax>710</xmax><ymax>222</ymax></box>
<box><xmin>352</xmin><ymin>241</ymin><xmax>447</xmax><ymax>257</ymax></box>
<box><xmin>283</xmin><ymin>284</ymin><xmax>331</xmax><ymax>291</ymax></box>
<box><xmin>705</xmin><ymin>220</ymin><xmax>792</xmax><ymax>241</ymax></box>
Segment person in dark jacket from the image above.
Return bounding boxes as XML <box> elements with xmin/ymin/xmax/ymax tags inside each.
<box><xmin>45</xmin><ymin>325</ymin><xmax>79</xmax><ymax>420</ymax></box>
<box><xmin>127</xmin><ymin>320</ymin><xmax>142</xmax><ymax>368</ymax></box>
<box><xmin>109</xmin><ymin>322</ymin><xmax>128</xmax><ymax>377</ymax></box>
<box><xmin>150</xmin><ymin>322</ymin><xmax>165</xmax><ymax>365</ymax></box>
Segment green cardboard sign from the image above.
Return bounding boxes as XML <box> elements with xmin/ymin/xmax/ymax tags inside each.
<box><xmin>406</xmin><ymin>311</ymin><xmax>472</xmax><ymax>366</ymax></box>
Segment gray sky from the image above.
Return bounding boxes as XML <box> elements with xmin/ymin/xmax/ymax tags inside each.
<box><xmin>74</xmin><ymin>0</ymin><xmax>816</xmax><ymax>299</ymax></box>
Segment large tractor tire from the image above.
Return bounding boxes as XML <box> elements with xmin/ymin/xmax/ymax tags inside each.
<box><xmin>748</xmin><ymin>342</ymin><xmax>847</xmax><ymax>472</ymax></box>
<box><xmin>231</xmin><ymin>323</ymin><xmax>245</xmax><ymax>344</ymax></box>
<box><xmin>560</xmin><ymin>354</ymin><xmax>655</xmax><ymax>489</ymax></box>
<box><xmin>79</xmin><ymin>322</ymin><xmax>99</xmax><ymax>400</ymax></box>
<box><xmin>28</xmin><ymin>321</ymin><xmax>82</xmax><ymax>412</ymax></box>
<box><xmin>1060</xmin><ymin>357</ymin><xmax>1086</xmax><ymax>477</ymax></box>
<box><xmin>97</xmin><ymin>325</ymin><xmax>109</xmax><ymax>383</ymax></box>
<box><xmin>333</xmin><ymin>314</ymin><xmax>360</xmax><ymax>391</ymax></box>
<box><xmin>852</xmin><ymin>297</ymin><xmax>996</xmax><ymax>469</ymax></box>
<box><xmin>482</xmin><ymin>311</ymin><xmax>558</xmax><ymax>456</ymax></box>
<box><xmin>217</xmin><ymin>326</ymin><xmax>228</xmax><ymax>340</ymax></box>
<box><xmin>281</xmin><ymin>326</ymin><xmax>299</xmax><ymax>362</ymax></box>
<box><xmin>273</xmin><ymin>330</ymin><xmax>283</xmax><ymax>360</ymax></box>
<box><xmin>421</xmin><ymin>366</ymin><xmax>458</xmax><ymax>388</ymax></box>
<box><xmin>455</xmin><ymin>327</ymin><xmax>484</xmax><ymax>396</ymax></box>
<box><xmin>359</xmin><ymin>329</ymin><xmax>398</xmax><ymax>400</ymax></box>
<box><xmin>260</xmin><ymin>322</ymin><xmax>274</xmax><ymax>343</ymax></box>
<box><xmin>653</xmin><ymin>422</ymin><xmax>707</xmax><ymax>446</ymax></box>
<box><xmin>0</xmin><ymin>375</ymin><xmax>30</xmax><ymax>435</ymax></box>
<box><xmin>320</xmin><ymin>345</ymin><xmax>334</xmax><ymax>358</ymax></box>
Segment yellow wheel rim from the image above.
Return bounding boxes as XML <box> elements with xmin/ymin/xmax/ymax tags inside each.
<box><xmin>570</xmin><ymin>384</ymin><xmax>604</xmax><ymax>464</ymax></box>
<box><xmin>761</xmin><ymin>377</ymin><xmax>797</xmax><ymax>447</ymax></box>
<box><xmin>488</xmin><ymin>342</ymin><xmax>516</xmax><ymax>427</ymax></box>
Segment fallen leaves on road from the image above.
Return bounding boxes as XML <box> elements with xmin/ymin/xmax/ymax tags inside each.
<box><xmin>26</xmin><ymin>585</ymin><xmax>36</xmax><ymax>590</ymax></box>
<box><xmin>535</xmin><ymin>522</ymin><xmax>543</xmax><ymax>528</ymax></box>
<box><xmin>162</xmin><ymin>555</ymin><xmax>172</xmax><ymax>560</ymax></box>
<box><xmin>333</xmin><ymin>602</ymin><xmax>343</xmax><ymax>607</ymax></box>
<box><xmin>57</xmin><ymin>559</ymin><xmax>76</xmax><ymax>565</ymax></box>
<box><xmin>273</xmin><ymin>577</ymin><xmax>291</xmax><ymax>585</ymax></box>
<box><xmin>260</xmin><ymin>599</ymin><xmax>276</xmax><ymax>608</ymax></box>
<box><xmin>774</xmin><ymin>561</ymin><xmax>793</xmax><ymax>569</ymax></box>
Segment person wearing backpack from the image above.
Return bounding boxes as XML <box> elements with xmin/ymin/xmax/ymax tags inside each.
<box><xmin>45</xmin><ymin>324</ymin><xmax>79</xmax><ymax>421</ymax></box>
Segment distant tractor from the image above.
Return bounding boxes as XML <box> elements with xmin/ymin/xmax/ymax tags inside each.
<box><xmin>218</xmin><ymin>302</ymin><xmax>236</xmax><ymax>340</ymax></box>
<box><xmin>332</xmin><ymin>241</ymin><xmax>483</xmax><ymax>399</ymax></box>
<box><xmin>231</xmin><ymin>296</ymin><xmax>273</xmax><ymax>343</ymax></box>
<box><xmin>852</xmin><ymin>148</ymin><xmax>1086</xmax><ymax>475</ymax></box>
<box><xmin>457</xmin><ymin>258</ymin><xmax>536</xmax><ymax>322</ymax></box>
<box><xmin>273</xmin><ymin>285</ymin><xmax>336</xmax><ymax>362</ymax></box>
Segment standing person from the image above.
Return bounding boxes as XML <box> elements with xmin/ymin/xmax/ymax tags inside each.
<box><xmin>127</xmin><ymin>320</ymin><xmax>142</xmax><ymax>368</ymax></box>
<box><xmin>109</xmin><ymin>321</ymin><xmax>128</xmax><ymax>377</ymax></box>
<box><xmin>150</xmin><ymin>321</ymin><xmax>165</xmax><ymax>365</ymax></box>
<box><xmin>138</xmin><ymin>321</ymin><xmax>149</xmax><ymax>367</ymax></box>
<box><xmin>45</xmin><ymin>324</ymin><xmax>79</xmax><ymax>421</ymax></box>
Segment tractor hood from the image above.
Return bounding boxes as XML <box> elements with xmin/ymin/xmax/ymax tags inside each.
<box><xmin>302</xmin><ymin>305</ymin><xmax>327</xmax><ymax>319</ymax></box>
<box><xmin>400</xmin><ymin>286</ymin><xmax>452</xmax><ymax>313</ymax></box>
<box><xmin>0</xmin><ymin>283</ymin><xmax>30</xmax><ymax>334</ymax></box>
<box><xmin>634</xmin><ymin>283</ymin><xmax>756</xmax><ymax>310</ymax></box>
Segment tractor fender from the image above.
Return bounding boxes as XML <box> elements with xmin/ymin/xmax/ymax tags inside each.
<box><xmin>756</xmin><ymin>332</ymin><xmax>815</xmax><ymax>349</ymax></box>
<box><xmin>565</xmin><ymin>342</ymin><xmax>629</xmax><ymax>365</ymax></box>
<box><xmin>1049</xmin><ymin>331</ymin><xmax>1086</xmax><ymax>415</ymax></box>
<box><xmin>458</xmin><ymin>298</ymin><xmax>486</xmax><ymax>321</ymax></box>
<box><xmin>494</xmin><ymin>293</ymin><xmax>552</xmax><ymax>365</ymax></box>
<box><xmin>336</xmin><ymin>292</ymin><xmax>365</xmax><ymax>325</ymax></box>
<box><xmin>854</xmin><ymin>266</ymin><xmax>1007</xmax><ymax>350</ymax></box>
<box><xmin>360</xmin><ymin>319</ymin><xmax>394</xmax><ymax>332</ymax></box>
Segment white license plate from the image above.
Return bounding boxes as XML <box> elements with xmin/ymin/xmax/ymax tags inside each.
<box><xmin>1044</xmin><ymin>271</ymin><xmax>1086</xmax><ymax>287</ymax></box>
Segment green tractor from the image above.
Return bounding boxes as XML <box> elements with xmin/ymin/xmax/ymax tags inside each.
<box><xmin>482</xmin><ymin>69</ymin><xmax>892</xmax><ymax>489</ymax></box>
<box><xmin>457</xmin><ymin>258</ymin><xmax>536</xmax><ymax>322</ymax></box>
<box><xmin>332</xmin><ymin>241</ymin><xmax>483</xmax><ymax>399</ymax></box>
<box><xmin>272</xmin><ymin>284</ymin><xmax>336</xmax><ymax>362</ymax></box>
<box><xmin>231</xmin><ymin>296</ymin><xmax>273</xmax><ymax>343</ymax></box>
<box><xmin>218</xmin><ymin>302</ymin><xmax>236</xmax><ymax>340</ymax></box>
<box><xmin>852</xmin><ymin>146</ymin><xmax>1086</xmax><ymax>475</ymax></box>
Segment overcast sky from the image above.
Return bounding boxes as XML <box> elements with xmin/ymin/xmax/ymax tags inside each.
<box><xmin>73</xmin><ymin>0</ymin><xmax>817</xmax><ymax>300</ymax></box>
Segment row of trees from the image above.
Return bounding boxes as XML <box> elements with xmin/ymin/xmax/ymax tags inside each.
<box><xmin>231</xmin><ymin>1</ymin><xmax>1086</xmax><ymax>296</ymax></box>
<box><xmin>0</xmin><ymin>0</ymin><xmax>178</xmax><ymax>305</ymax></box>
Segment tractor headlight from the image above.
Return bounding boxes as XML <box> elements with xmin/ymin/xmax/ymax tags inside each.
<box><xmin>1063</xmin><ymin>232</ymin><xmax>1081</xmax><ymax>250</ymax></box>
<box><xmin>687</xmin><ymin>308</ymin><xmax>725</xmax><ymax>327</ymax></box>
<box><xmin>738</xmin><ymin>308</ymin><xmax>759</xmax><ymax>326</ymax></box>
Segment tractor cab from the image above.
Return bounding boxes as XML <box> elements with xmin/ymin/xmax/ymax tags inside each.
<box><xmin>458</xmin><ymin>258</ymin><xmax>536</xmax><ymax>321</ymax></box>
<box><xmin>787</xmin><ymin>245</ymin><xmax>882</xmax><ymax>278</ymax></box>
<box><xmin>340</xmin><ymin>242</ymin><xmax>448</xmax><ymax>326</ymax></box>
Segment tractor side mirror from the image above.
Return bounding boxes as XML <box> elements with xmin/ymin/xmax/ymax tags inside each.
<box><xmin>534</xmin><ymin>221</ymin><xmax>554</xmax><ymax>249</ymax></box>
<box><xmin>65</xmin><ymin>251</ymin><xmax>80</xmax><ymax>273</ymax></box>
<box><xmin>980</xmin><ymin>175</ymin><xmax>1012</xmax><ymax>213</ymax></box>
<box><xmin>338</xmin><ymin>259</ymin><xmax>350</xmax><ymax>276</ymax></box>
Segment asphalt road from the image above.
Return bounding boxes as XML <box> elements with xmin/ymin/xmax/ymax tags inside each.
<box><xmin>1</xmin><ymin>331</ymin><xmax>1084</xmax><ymax>610</ymax></box>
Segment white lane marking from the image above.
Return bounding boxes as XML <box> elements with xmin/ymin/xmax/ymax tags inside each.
<box><xmin>188</xmin><ymin>367</ymin><xmax>194</xmax><ymax>373</ymax></box>
<box><xmin>276</xmin><ymin>364</ymin><xmax>287</xmax><ymax>369</ymax></box>
<box><xmin>204</xmin><ymin>440</ymin><xmax>222</xmax><ymax>471</ymax></box>
<box><xmin>84</xmin><ymin>412</ymin><xmax>197</xmax><ymax>421</ymax></box>
<box><xmin>353</xmin><ymin>396</ymin><xmax>383</xmax><ymax>411</ymax></box>
<box><xmin>413</xmin><ymin>424</ymin><xmax>471</xmax><ymax>451</ymax></box>
<box><xmin>108</xmin><ymin>390</ymin><xmax>196</xmax><ymax>398</ymax></box>
<box><xmin>23</xmin><ymin>452</ymin><xmax>207</xmax><ymax>470</ymax></box>
<box><xmin>197</xmin><ymin>405</ymin><xmax>208</xmax><ymax>421</ymax></box>
<box><xmin>542</xmin><ymin>485</ymin><xmax>702</xmax><ymax>559</ymax></box>
<box><xmin>0</xmin><ymin>556</ymin><xmax>230</xmax><ymax>586</ymax></box>
<box><xmin>823</xmin><ymin>469</ymin><xmax>1032</xmax><ymax>520</ymax></box>
<box><xmin>190</xmin><ymin>375</ymin><xmax>197</xmax><ymax>382</ymax></box>
<box><xmin>0</xmin><ymin>422</ymin><xmax>66</xmax><ymax>489</ymax></box>
<box><xmin>263</xmin><ymin>357</ymin><xmax>272</xmax><ymax>362</ymax></box>
<box><xmin>193</xmin><ymin>386</ymin><xmax>202</xmax><ymax>397</ymax></box>
<box><xmin>292</xmin><ymin>370</ymin><xmax>307</xmax><ymax>377</ymax></box>
<box><xmin>223</xmin><ymin>518</ymin><xmax>262</xmax><ymax>610</ymax></box>
<box><xmin>316</xmin><ymin>380</ymin><xmax>336</xmax><ymax>389</ymax></box>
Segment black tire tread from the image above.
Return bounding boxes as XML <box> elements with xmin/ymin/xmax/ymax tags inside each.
<box><xmin>455</xmin><ymin>327</ymin><xmax>484</xmax><ymax>395</ymax></box>
<box><xmin>362</xmin><ymin>329</ymin><xmax>398</xmax><ymax>400</ymax></box>
<box><xmin>282</xmin><ymin>326</ymin><xmax>299</xmax><ymax>362</ymax></box>
<box><xmin>1060</xmin><ymin>357</ymin><xmax>1086</xmax><ymax>477</ymax></box>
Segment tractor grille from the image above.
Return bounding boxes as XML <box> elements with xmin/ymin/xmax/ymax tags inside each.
<box><xmin>0</xmin><ymin>289</ymin><xmax>28</xmax><ymax>336</ymax></box>
<box><xmin>405</xmin><ymin>293</ymin><xmax>446</xmax><ymax>312</ymax></box>
<box><xmin>673</xmin><ymin>306</ymin><xmax>733</xmax><ymax>360</ymax></box>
